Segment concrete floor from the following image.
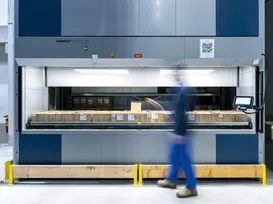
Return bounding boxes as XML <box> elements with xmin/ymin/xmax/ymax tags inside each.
<box><xmin>1</xmin><ymin>145</ymin><xmax>273</xmax><ymax>204</ymax></box>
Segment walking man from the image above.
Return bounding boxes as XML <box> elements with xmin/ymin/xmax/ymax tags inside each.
<box><xmin>146</xmin><ymin>85</ymin><xmax>198</xmax><ymax>198</ymax></box>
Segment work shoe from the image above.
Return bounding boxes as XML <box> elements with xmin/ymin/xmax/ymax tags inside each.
<box><xmin>176</xmin><ymin>187</ymin><xmax>198</xmax><ymax>198</ymax></box>
<box><xmin>157</xmin><ymin>179</ymin><xmax>177</xmax><ymax>189</ymax></box>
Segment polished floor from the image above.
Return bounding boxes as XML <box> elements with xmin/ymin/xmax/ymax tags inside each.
<box><xmin>1</xmin><ymin>144</ymin><xmax>273</xmax><ymax>204</ymax></box>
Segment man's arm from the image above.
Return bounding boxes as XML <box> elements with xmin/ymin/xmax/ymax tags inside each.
<box><xmin>145</xmin><ymin>98</ymin><xmax>165</xmax><ymax>110</ymax></box>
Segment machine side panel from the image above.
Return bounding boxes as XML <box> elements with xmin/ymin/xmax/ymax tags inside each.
<box><xmin>19</xmin><ymin>134</ymin><xmax>62</xmax><ymax>164</ymax></box>
<box><xmin>62</xmin><ymin>133</ymin><xmax>101</xmax><ymax>164</ymax></box>
<box><xmin>62</xmin><ymin>0</ymin><xmax>139</xmax><ymax>36</ymax></box>
<box><xmin>216</xmin><ymin>0</ymin><xmax>259</xmax><ymax>36</ymax></box>
<box><xmin>18</xmin><ymin>0</ymin><xmax>61</xmax><ymax>36</ymax></box>
<box><xmin>101</xmin><ymin>132</ymin><xmax>138</xmax><ymax>164</ymax></box>
<box><xmin>138</xmin><ymin>131</ymin><xmax>169</xmax><ymax>164</ymax></box>
<box><xmin>176</xmin><ymin>0</ymin><xmax>216</xmax><ymax>36</ymax></box>
<box><xmin>191</xmin><ymin>133</ymin><xmax>216</xmax><ymax>164</ymax></box>
<box><xmin>138</xmin><ymin>131</ymin><xmax>216</xmax><ymax>164</ymax></box>
<box><xmin>138</xmin><ymin>0</ymin><xmax>176</xmax><ymax>36</ymax></box>
<box><xmin>216</xmin><ymin>134</ymin><xmax>259</xmax><ymax>164</ymax></box>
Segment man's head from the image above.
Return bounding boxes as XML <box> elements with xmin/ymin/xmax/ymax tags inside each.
<box><xmin>174</xmin><ymin>68</ymin><xmax>183</xmax><ymax>86</ymax></box>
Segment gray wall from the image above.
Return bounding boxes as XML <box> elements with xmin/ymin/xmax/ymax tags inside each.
<box><xmin>0</xmin><ymin>44</ymin><xmax>8</xmax><ymax>143</ymax></box>
<box><xmin>266</xmin><ymin>1</ymin><xmax>273</xmax><ymax>120</ymax></box>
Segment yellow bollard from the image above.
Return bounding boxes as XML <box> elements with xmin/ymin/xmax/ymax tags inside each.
<box><xmin>133</xmin><ymin>164</ymin><xmax>138</xmax><ymax>186</ymax></box>
<box><xmin>4</xmin><ymin>161</ymin><xmax>11</xmax><ymax>182</ymax></box>
<box><xmin>8</xmin><ymin>163</ymin><xmax>15</xmax><ymax>185</ymax></box>
<box><xmin>139</xmin><ymin>164</ymin><xmax>143</xmax><ymax>185</ymax></box>
<box><xmin>261</xmin><ymin>164</ymin><xmax>267</xmax><ymax>186</ymax></box>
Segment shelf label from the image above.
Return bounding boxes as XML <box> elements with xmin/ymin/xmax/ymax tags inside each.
<box><xmin>128</xmin><ymin>114</ymin><xmax>135</xmax><ymax>121</ymax></box>
<box><xmin>111</xmin><ymin>114</ymin><xmax>116</xmax><ymax>122</ymax></box>
<box><xmin>117</xmin><ymin>114</ymin><xmax>124</xmax><ymax>121</ymax></box>
<box><xmin>88</xmin><ymin>99</ymin><xmax>93</xmax><ymax>104</ymax></box>
<box><xmin>147</xmin><ymin>113</ymin><xmax>152</xmax><ymax>118</ymax></box>
<box><xmin>218</xmin><ymin>114</ymin><xmax>223</xmax><ymax>118</ymax></box>
<box><xmin>188</xmin><ymin>114</ymin><xmax>195</xmax><ymax>121</ymax></box>
<box><xmin>104</xmin><ymin>98</ymin><xmax>109</xmax><ymax>104</ymax></box>
<box><xmin>98</xmin><ymin>98</ymin><xmax>103</xmax><ymax>104</ymax></box>
<box><xmin>80</xmin><ymin>114</ymin><xmax>87</xmax><ymax>121</ymax></box>
<box><xmin>152</xmin><ymin>113</ymin><xmax>158</xmax><ymax>119</ymax></box>
<box><xmin>81</xmin><ymin>98</ymin><xmax>86</xmax><ymax>104</ymax></box>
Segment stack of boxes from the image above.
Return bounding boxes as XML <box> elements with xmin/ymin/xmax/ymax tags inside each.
<box><xmin>31</xmin><ymin>102</ymin><xmax>248</xmax><ymax>123</ymax></box>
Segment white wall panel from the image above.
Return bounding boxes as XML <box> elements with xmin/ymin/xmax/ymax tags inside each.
<box><xmin>0</xmin><ymin>45</ymin><xmax>8</xmax><ymax>123</ymax></box>
<box><xmin>237</xmin><ymin>66</ymin><xmax>256</xmax><ymax>102</ymax></box>
<box><xmin>0</xmin><ymin>0</ymin><xmax>8</xmax><ymax>25</ymax></box>
<box><xmin>23</xmin><ymin>67</ymin><xmax>47</xmax><ymax>127</ymax></box>
<box><xmin>0</xmin><ymin>84</ymin><xmax>8</xmax><ymax>123</ymax></box>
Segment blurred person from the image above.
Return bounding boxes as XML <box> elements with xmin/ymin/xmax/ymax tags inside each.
<box><xmin>145</xmin><ymin>70</ymin><xmax>198</xmax><ymax>199</ymax></box>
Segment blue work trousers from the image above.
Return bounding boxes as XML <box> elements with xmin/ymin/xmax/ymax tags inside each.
<box><xmin>166</xmin><ymin>141</ymin><xmax>197</xmax><ymax>190</ymax></box>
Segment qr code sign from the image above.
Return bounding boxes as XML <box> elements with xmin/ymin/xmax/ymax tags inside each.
<box><xmin>200</xmin><ymin>39</ymin><xmax>215</xmax><ymax>58</ymax></box>
<box><xmin>202</xmin><ymin>42</ymin><xmax>213</xmax><ymax>53</ymax></box>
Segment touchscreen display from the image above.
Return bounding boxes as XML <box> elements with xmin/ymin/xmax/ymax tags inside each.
<box><xmin>234</xmin><ymin>97</ymin><xmax>252</xmax><ymax>107</ymax></box>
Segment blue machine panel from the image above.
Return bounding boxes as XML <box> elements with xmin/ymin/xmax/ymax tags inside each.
<box><xmin>216</xmin><ymin>0</ymin><xmax>259</xmax><ymax>36</ymax></box>
<box><xmin>19</xmin><ymin>133</ymin><xmax>62</xmax><ymax>164</ymax></box>
<box><xmin>19</xmin><ymin>0</ymin><xmax>61</xmax><ymax>36</ymax></box>
<box><xmin>216</xmin><ymin>134</ymin><xmax>258</xmax><ymax>164</ymax></box>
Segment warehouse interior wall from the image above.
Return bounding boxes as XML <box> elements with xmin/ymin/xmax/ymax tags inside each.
<box><xmin>265</xmin><ymin>0</ymin><xmax>273</xmax><ymax>171</ymax></box>
<box><xmin>0</xmin><ymin>44</ymin><xmax>8</xmax><ymax>143</ymax></box>
<box><xmin>0</xmin><ymin>0</ymin><xmax>8</xmax><ymax>26</ymax></box>
<box><xmin>266</xmin><ymin>0</ymin><xmax>273</xmax><ymax>120</ymax></box>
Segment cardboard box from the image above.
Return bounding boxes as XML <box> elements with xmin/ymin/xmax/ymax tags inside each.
<box><xmin>131</xmin><ymin>102</ymin><xmax>142</xmax><ymax>112</ymax></box>
<box><xmin>31</xmin><ymin>113</ymin><xmax>43</xmax><ymax>122</ymax></box>
<box><xmin>54</xmin><ymin>112</ymin><xmax>65</xmax><ymax>122</ymax></box>
<box><xmin>92</xmin><ymin>111</ymin><xmax>112</xmax><ymax>122</ymax></box>
<box><xmin>234</xmin><ymin>112</ymin><xmax>248</xmax><ymax>122</ymax></box>
<box><xmin>139</xmin><ymin>111</ymin><xmax>151</xmax><ymax>123</ymax></box>
<box><xmin>163</xmin><ymin>111</ymin><xmax>173</xmax><ymax>122</ymax></box>
<box><xmin>43</xmin><ymin>112</ymin><xmax>56</xmax><ymax>122</ymax></box>
<box><xmin>124</xmin><ymin>112</ymin><xmax>140</xmax><ymax>123</ymax></box>
<box><xmin>74</xmin><ymin>112</ymin><xmax>92</xmax><ymax>122</ymax></box>
<box><xmin>187</xmin><ymin>111</ymin><xmax>197</xmax><ymax>122</ymax></box>
<box><xmin>64</xmin><ymin>112</ymin><xmax>76</xmax><ymax>123</ymax></box>
<box><xmin>187</xmin><ymin>111</ymin><xmax>209</xmax><ymax>122</ymax></box>
<box><xmin>146</xmin><ymin>111</ymin><xmax>164</xmax><ymax>123</ymax></box>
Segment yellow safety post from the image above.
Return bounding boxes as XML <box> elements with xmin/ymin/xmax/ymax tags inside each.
<box><xmin>260</xmin><ymin>164</ymin><xmax>268</xmax><ymax>186</ymax></box>
<box><xmin>8</xmin><ymin>163</ymin><xmax>15</xmax><ymax>185</ymax></box>
<box><xmin>133</xmin><ymin>164</ymin><xmax>138</xmax><ymax>186</ymax></box>
<box><xmin>4</xmin><ymin>161</ymin><xmax>11</xmax><ymax>182</ymax></box>
<box><xmin>138</xmin><ymin>164</ymin><xmax>143</xmax><ymax>185</ymax></box>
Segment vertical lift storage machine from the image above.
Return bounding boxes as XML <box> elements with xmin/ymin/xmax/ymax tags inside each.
<box><xmin>6</xmin><ymin>0</ymin><xmax>266</xmax><ymax>184</ymax></box>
